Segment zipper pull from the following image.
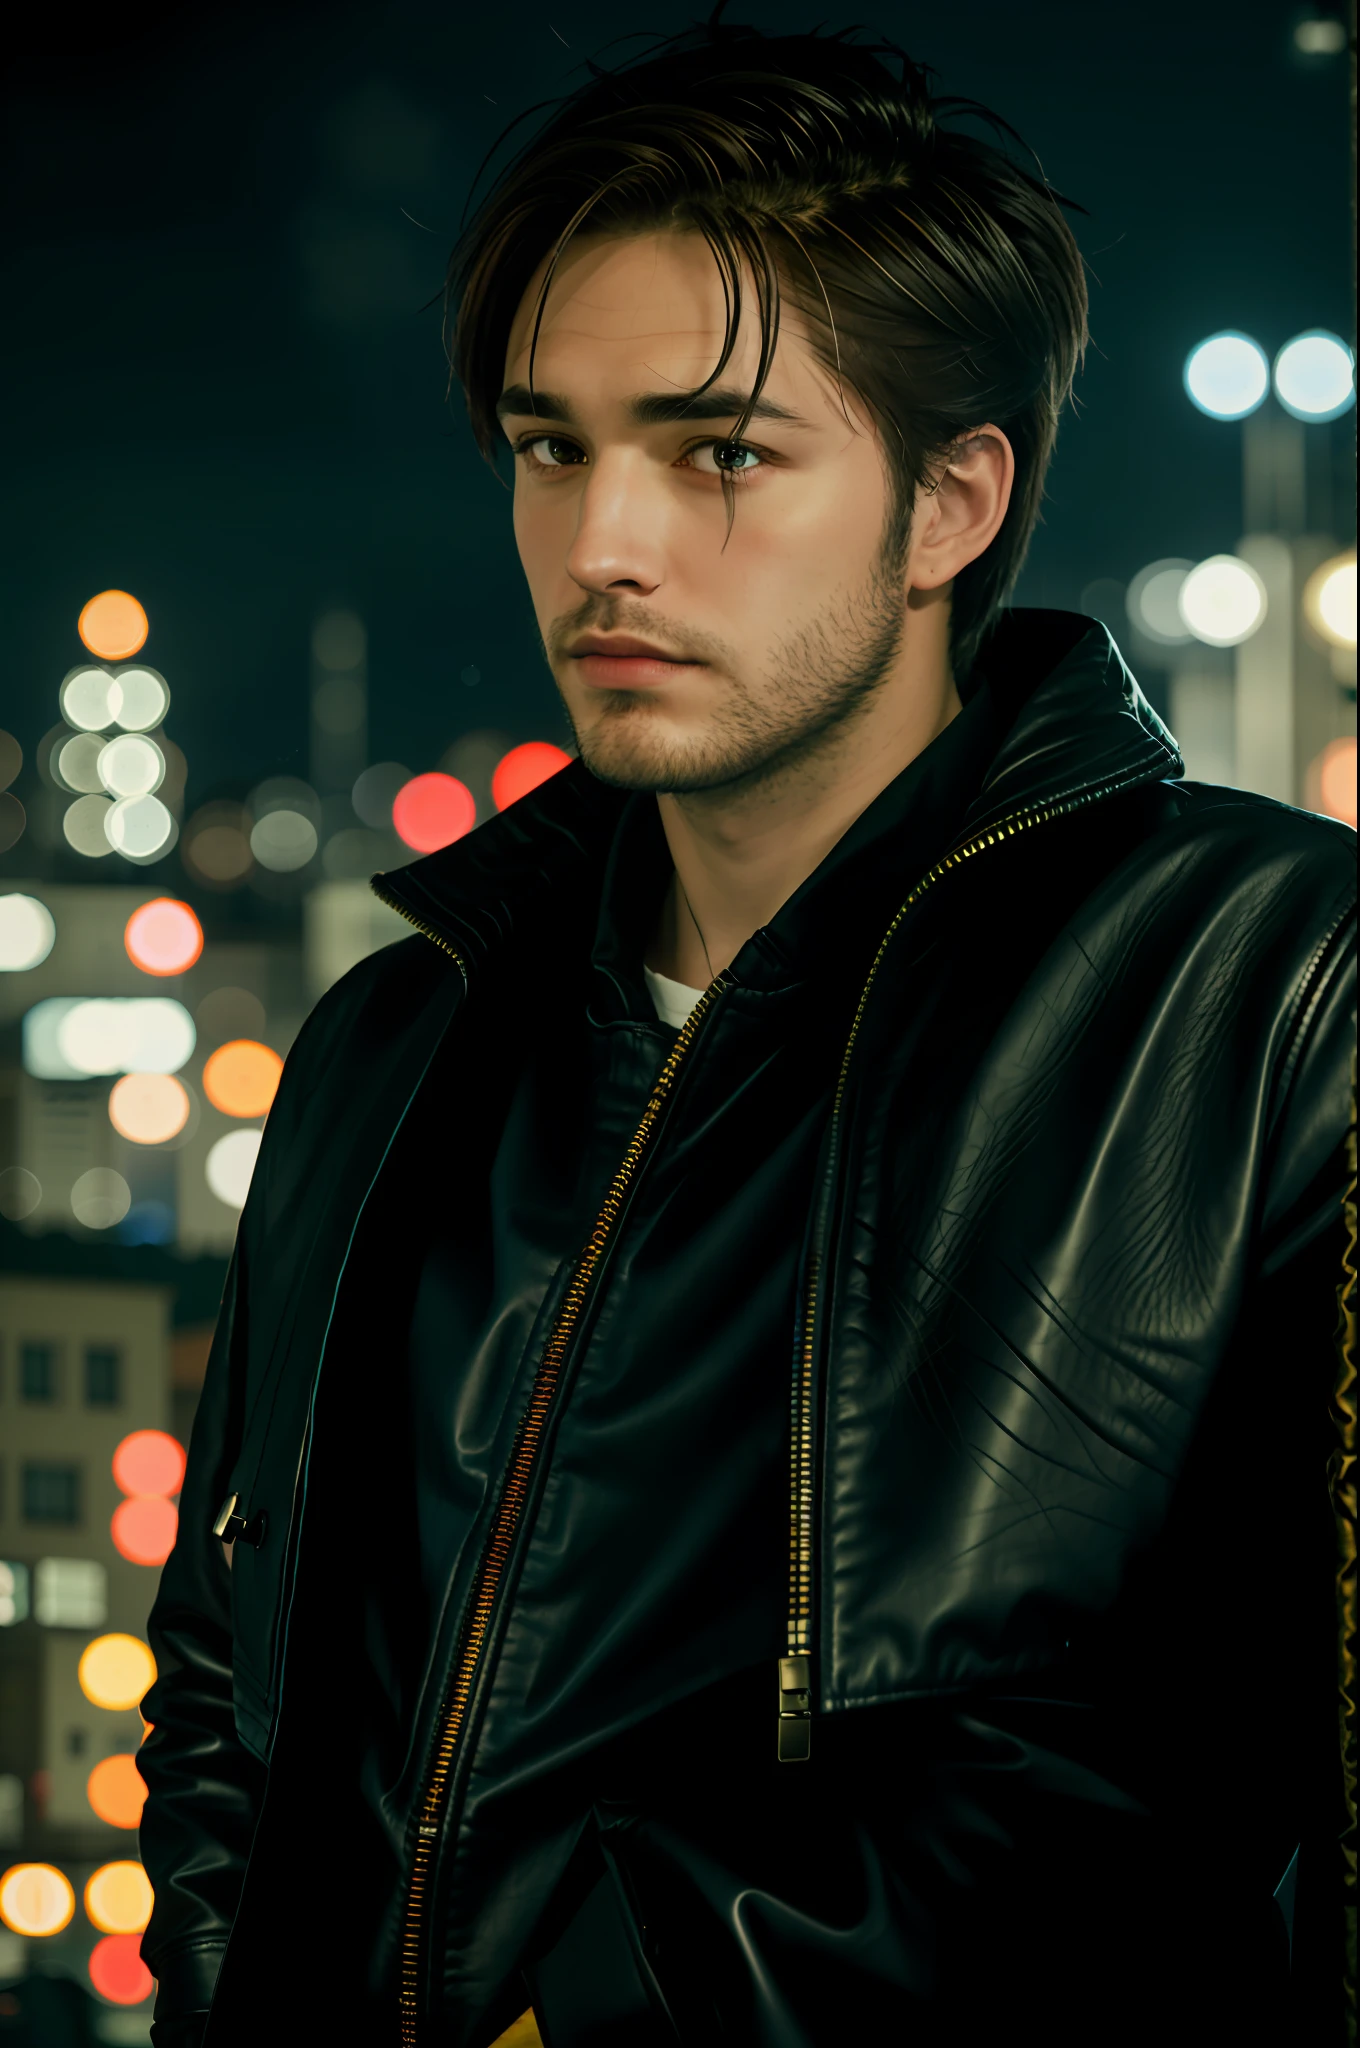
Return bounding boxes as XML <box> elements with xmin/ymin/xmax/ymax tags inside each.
<box><xmin>777</xmin><ymin>1655</ymin><xmax>811</xmax><ymax>1762</ymax></box>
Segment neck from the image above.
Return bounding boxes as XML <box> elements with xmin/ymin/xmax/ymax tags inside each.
<box><xmin>645</xmin><ymin>609</ymin><xmax>963</xmax><ymax>986</ymax></box>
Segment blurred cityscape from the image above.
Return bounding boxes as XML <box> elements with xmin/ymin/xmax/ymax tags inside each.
<box><xmin>0</xmin><ymin>5</ymin><xmax>1355</xmax><ymax>2037</ymax></box>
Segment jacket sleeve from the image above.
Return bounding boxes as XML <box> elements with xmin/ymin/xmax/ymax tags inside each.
<box><xmin>137</xmin><ymin>1227</ymin><xmax>267</xmax><ymax>2031</ymax></box>
<box><xmin>1255</xmin><ymin>883</ymin><xmax>1356</xmax><ymax>2045</ymax></box>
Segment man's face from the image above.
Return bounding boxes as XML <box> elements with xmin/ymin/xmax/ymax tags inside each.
<box><xmin>500</xmin><ymin>230</ymin><xmax>917</xmax><ymax>795</ymax></box>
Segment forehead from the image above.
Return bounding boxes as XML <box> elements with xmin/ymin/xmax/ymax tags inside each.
<box><xmin>503</xmin><ymin>229</ymin><xmax>824</xmax><ymax>406</ymax></box>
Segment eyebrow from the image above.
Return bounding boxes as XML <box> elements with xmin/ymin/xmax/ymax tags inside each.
<box><xmin>494</xmin><ymin>383</ymin><xmax>812</xmax><ymax>430</ymax></box>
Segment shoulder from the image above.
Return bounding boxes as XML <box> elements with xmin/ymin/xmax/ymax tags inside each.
<box><xmin>1101</xmin><ymin>777</ymin><xmax>1356</xmax><ymax>925</ymax></box>
<box><xmin>265</xmin><ymin>930</ymin><xmax>458</xmax><ymax>1126</ymax></box>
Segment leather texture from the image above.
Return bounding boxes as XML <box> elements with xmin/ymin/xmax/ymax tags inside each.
<box><xmin>135</xmin><ymin>611</ymin><xmax>1357</xmax><ymax>2044</ymax></box>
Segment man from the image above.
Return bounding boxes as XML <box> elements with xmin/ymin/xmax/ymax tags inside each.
<box><xmin>138</xmin><ymin>14</ymin><xmax>1357</xmax><ymax>2046</ymax></box>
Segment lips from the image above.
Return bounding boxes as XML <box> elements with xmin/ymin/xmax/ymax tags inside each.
<box><xmin>569</xmin><ymin>639</ymin><xmax>692</xmax><ymax>662</ymax></box>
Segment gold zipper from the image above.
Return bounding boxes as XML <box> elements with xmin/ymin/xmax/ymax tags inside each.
<box><xmin>368</xmin><ymin>910</ymin><xmax>727</xmax><ymax>2044</ymax></box>
<box><xmin>778</xmin><ymin>775</ymin><xmax>1158</xmax><ymax>1760</ymax></box>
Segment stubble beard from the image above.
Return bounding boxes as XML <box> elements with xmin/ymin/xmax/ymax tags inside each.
<box><xmin>558</xmin><ymin>527</ymin><xmax>911</xmax><ymax>799</ymax></box>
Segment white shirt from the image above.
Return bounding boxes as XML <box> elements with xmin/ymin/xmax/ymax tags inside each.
<box><xmin>643</xmin><ymin>963</ymin><xmax>706</xmax><ymax>1030</ymax></box>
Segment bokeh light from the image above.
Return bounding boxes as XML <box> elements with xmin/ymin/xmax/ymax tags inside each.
<box><xmin>1306</xmin><ymin>736</ymin><xmax>1358</xmax><ymax>828</ymax></box>
<box><xmin>63</xmin><ymin>793</ymin><xmax>116</xmax><ymax>857</ymax></box>
<box><xmin>183</xmin><ymin>802</ymin><xmax>254</xmax><ymax>887</ymax></box>
<box><xmin>196</xmin><ymin>985</ymin><xmax>266</xmax><ymax>1045</ymax></box>
<box><xmin>89</xmin><ymin>1932</ymin><xmax>155</xmax><ymax>2005</ymax></box>
<box><xmin>79</xmin><ymin>590</ymin><xmax>149</xmax><ymax>661</ymax></box>
<box><xmin>206</xmin><ymin>1128</ymin><xmax>263</xmax><ymax>1209</ymax></box>
<box><xmin>250</xmin><ymin>810</ymin><xmax>317</xmax><ymax>872</ymax></box>
<box><xmin>78</xmin><ymin>1634</ymin><xmax>157</xmax><ymax>1713</ymax></box>
<box><xmin>86</xmin><ymin>1760</ymin><xmax>149</xmax><ymax>1833</ymax></box>
<box><xmin>1126</xmin><ymin>559</ymin><xmax>1194</xmax><ymax>646</ymax></box>
<box><xmin>393</xmin><ymin>772</ymin><xmax>476</xmax><ymax>852</ymax></box>
<box><xmin>61</xmin><ymin>666</ymin><xmax>123</xmax><ymax>731</ymax></box>
<box><xmin>0</xmin><ymin>794</ymin><xmax>24</xmax><ymax>855</ymax></box>
<box><xmin>57</xmin><ymin>732</ymin><xmax>107</xmax><ymax>792</ymax></box>
<box><xmin>1183</xmin><ymin>332</ymin><xmax>1269</xmax><ymax>420</ymax></box>
<box><xmin>98</xmin><ymin>734</ymin><xmax>165</xmax><ymax>799</ymax></box>
<box><xmin>108</xmin><ymin>1073</ymin><xmax>191</xmax><ymax>1145</ymax></box>
<box><xmin>0</xmin><ymin>1168</ymin><xmax>41</xmax><ymax>1220</ymax></box>
<box><xmin>203</xmin><ymin>1039</ymin><xmax>283</xmax><ymax>1118</ymax></box>
<box><xmin>85</xmin><ymin>1860</ymin><xmax>152</xmax><ymax>1930</ymax></box>
<box><xmin>352</xmin><ymin>760</ymin><xmax>412</xmax><ymax>830</ymax></box>
<box><xmin>0</xmin><ymin>1863</ymin><xmax>75</xmax><ymax>1936</ymax></box>
<box><xmin>71</xmin><ymin>1169</ymin><xmax>132</xmax><ymax>1231</ymax></box>
<box><xmin>0</xmin><ymin>894</ymin><xmax>56</xmax><ymax>971</ymax></box>
<box><xmin>106</xmin><ymin>792</ymin><xmax>175</xmax><ymax>860</ymax></box>
<box><xmin>112</xmin><ymin>667</ymin><xmax>170</xmax><ymax>731</ymax></box>
<box><xmin>1272</xmin><ymin>330</ymin><xmax>1356</xmax><ymax>422</ymax></box>
<box><xmin>111</xmin><ymin>1497</ymin><xmax>179</xmax><ymax>1567</ymax></box>
<box><xmin>113</xmin><ymin>1429</ymin><xmax>186</xmax><ymax>1498</ymax></box>
<box><xmin>1303</xmin><ymin>550</ymin><xmax>1357</xmax><ymax>650</ymax></box>
<box><xmin>492</xmin><ymin>742</ymin><xmax>573</xmax><ymax>813</ymax></box>
<box><xmin>1178</xmin><ymin>555</ymin><xmax>1267</xmax><ymax>646</ymax></box>
<box><xmin>56</xmin><ymin>997</ymin><xmax>195</xmax><ymax>1076</ymax></box>
<box><xmin>0</xmin><ymin>731</ymin><xmax>20</xmax><ymax>789</ymax></box>
<box><xmin>125</xmin><ymin>898</ymin><xmax>203</xmax><ymax>976</ymax></box>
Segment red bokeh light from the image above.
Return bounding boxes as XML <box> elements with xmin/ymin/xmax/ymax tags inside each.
<box><xmin>392</xmin><ymin>772</ymin><xmax>476</xmax><ymax>853</ymax></box>
<box><xmin>111</xmin><ymin>1497</ymin><xmax>179</xmax><ymax>1567</ymax></box>
<box><xmin>88</xmin><ymin>1933</ymin><xmax>154</xmax><ymax>2005</ymax></box>
<box><xmin>491</xmin><ymin>742</ymin><xmax>573</xmax><ymax>813</ymax></box>
<box><xmin>124</xmin><ymin>898</ymin><xmax>203</xmax><ymax>976</ymax></box>
<box><xmin>112</xmin><ymin>1430</ymin><xmax>186</xmax><ymax>1499</ymax></box>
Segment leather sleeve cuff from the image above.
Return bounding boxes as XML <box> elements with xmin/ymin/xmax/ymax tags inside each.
<box><xmin>147</xmin><ymin>1937</ymin><xmax>227</xmax><ymax>2023</ymax></box>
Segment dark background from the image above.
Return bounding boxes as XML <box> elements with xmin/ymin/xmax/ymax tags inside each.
<box><xmin>2</xmin><ymin>0</ymin><xmax>1354</xmax><ymax>816</ymax></box>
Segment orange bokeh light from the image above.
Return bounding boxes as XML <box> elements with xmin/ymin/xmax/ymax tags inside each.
<box><xmin>108</xmin><ymin>1073</ymin><xmax>190</xmax><ymax>1145</ymax></box>
<box><xmin>112</xmin><ymin>1429</ymin><xmax>186</xmax><ymax>1498</ymax></box>
<box><xmin>78</xmin><ymin>590</ymin><xmax>149</xmax><ymax>662</ymax></box>
<box><xmin>392</xmin><ymin>771</ymin><xmax>476</xmax><ymax>852</ymax></box>
<box><xmin>125</xmin><ymin>898</ymin><xmax>203</xmax><ymax>976</ymax></box>
<box><xmin>86</xmin><ymin>1756</ymin><xmax>148</xmax><ymax>1830</ymax></box>
<box><xmin>0</xmin><ymin>1862</ymin><xmax>75</xmax><ymax>1936</ymax></box>
<box><xmin>111</xmin><ymin>1496</ymin><xmax>179</xmax><ymax>1567</ymax></box>
<box><xmin>1319</xmin><ymin>736</ymin><xmax>1357</xmax><ymax>828</ymax></box>
<box><xmin>491</xmin><ymin>741</ymin><xmax>572</xmax><ymax>813</ymax></box>
<box><xmin>88</xmin><ymin>1932</ymin><xmax>154</xmax><ymax>2005</ymax></box>
<box><xmin>202</xmin><ymin>1038</ymin><xmax>283</xmax><ymax>1118</ymax></box>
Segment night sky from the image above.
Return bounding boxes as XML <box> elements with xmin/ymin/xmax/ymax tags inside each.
<box><xmin>3</xmin><ymin>0</ymin><xmax>1353</xmax><ymax>843</ymax></box>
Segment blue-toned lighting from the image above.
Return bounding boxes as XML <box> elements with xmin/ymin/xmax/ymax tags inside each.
<box><xmin>1183</xmin><ymin>332</ymin><xmax>1270</xmax><ymax>420</ymax></box>
<box><xmin>1272</xmin><ymin>330</ymin><xmax>1356</xmax><ymax>423</ymax></box>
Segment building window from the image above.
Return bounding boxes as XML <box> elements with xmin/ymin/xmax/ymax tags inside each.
<box><xmin>84</xmin><ymin>1346</ymin><xmax>122</xmax><ymax>1407</ymax></box>
<box><xmin>22</xmin><ymin>1463</ymin><xmax>81</xmax><ymax>1526</ymax></box>
<box><xmin>19</xmin><ymin>1343</ymin><xmax>58</xmax><ymax>1403</ymax></box>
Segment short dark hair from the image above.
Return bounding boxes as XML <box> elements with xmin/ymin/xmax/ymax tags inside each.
<box><xmin>445</xmin><ymin>6</ymin><xmax>1089</xmax><ymax>679</ymax></box>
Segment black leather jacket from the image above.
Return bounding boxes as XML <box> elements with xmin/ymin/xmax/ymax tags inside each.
<box><xmin>138</xmin><ymin>612</ymin><xmax>1357</xmax><ymax>2046</ymax></box>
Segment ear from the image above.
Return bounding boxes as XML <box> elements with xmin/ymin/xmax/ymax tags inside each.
<box><xmin>907</xmin><ymin>426</ymin><xmax>1016</xmax><ymax>591</ymax></box>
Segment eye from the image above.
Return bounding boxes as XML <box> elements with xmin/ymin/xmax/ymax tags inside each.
<box><xmin>513</xmin><ymin>434</ymin><xmax>584</xmax><ymax>471</ymax></box>
<box><xmin>686</xmin><ymin>440</ymin><xmax>765</xmax><ymax>477</ymax></box>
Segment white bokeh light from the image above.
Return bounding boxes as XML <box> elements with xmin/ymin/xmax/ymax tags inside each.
<box><xmin>53</xmin><ymin>997</ymin><xmax>195</xmax><ymax>1077</ymax></box>
<box><xmin>60</xmin><ymin>668</ymin><xmax>123</xmax><ymax>732</ymax></box>
<box><xmin>1183</xmin><ymin>333</ymin><xmax>1269</xmax><ymax>420</ymax></box>
<box><xmin>1273</xmin><ymin>331</ymin><xmax>1356</xmax><ymax>423</ymax></box>
<box><xmin>112</xmin><ymin>668</ymin><xmax>170</xmax><ymax>731</ymax></box>
<box><xmin>56</xmin><ymin>733</ymin><xmax>107</xmax><ymax>794</ymax></box>
<box><xmin>70</xmin><ymin>1168</ymin><xmax>131</xmax><ymax>1231</ymax></box>
<box><xmin>1178</xmin><ymin>555</ymin><xmax>1268</xmax><ymax>647</ymax></box>
<box><xmin>250</xmin><ymin>810</ymin><xmax>318</xmax><ymax>872</ymax></box>
<box><xmin>0</xmin><ymin>894</ymin><xmax>56</xmax><ymax>971</ymax></box>
<box><xmin>206</xmin><ymin>1128</ymin><xmax>263</xmax><ymax>1209</ymax></box>
<box><xmin>105</xmin><ymin>793</ymin><xmax>174</xmax><ymax>859</ymax></box>
<box><xmin>62</xmin><ymin>795</ymin><xmax>115</xmax><ymax>858</ymax></box>
<box><xmin>98</xmin><ymin>734</ymin><xmax>165</xmax><ymax>799</ymax></box>
<box><xmin>1126</xmin><ymin>559</ymin><xmax>1194</xmax><ymax>646</ymax></box>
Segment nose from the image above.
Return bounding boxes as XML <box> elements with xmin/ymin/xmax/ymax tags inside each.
<box><xmin>563</xmin><ymin>449</ymin><xmax>667</xmax><ymax>599</ymax></box>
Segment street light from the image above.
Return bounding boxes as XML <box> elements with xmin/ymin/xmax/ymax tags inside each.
<box><xmin>1183</xmin><ymin>332</ymin><xmax>1270</xmax><ymax>420</ymax></box>
<box><xmin>1272</xmin><ymin>331</ymin><xmax>1356</xmax><ymax>423</ymax></box>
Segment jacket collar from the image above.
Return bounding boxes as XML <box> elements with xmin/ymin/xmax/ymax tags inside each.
<box><xmin>372</xmin><ymin>610</ymin><xmax>1182</xmax><ymax>976</ymax></box>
